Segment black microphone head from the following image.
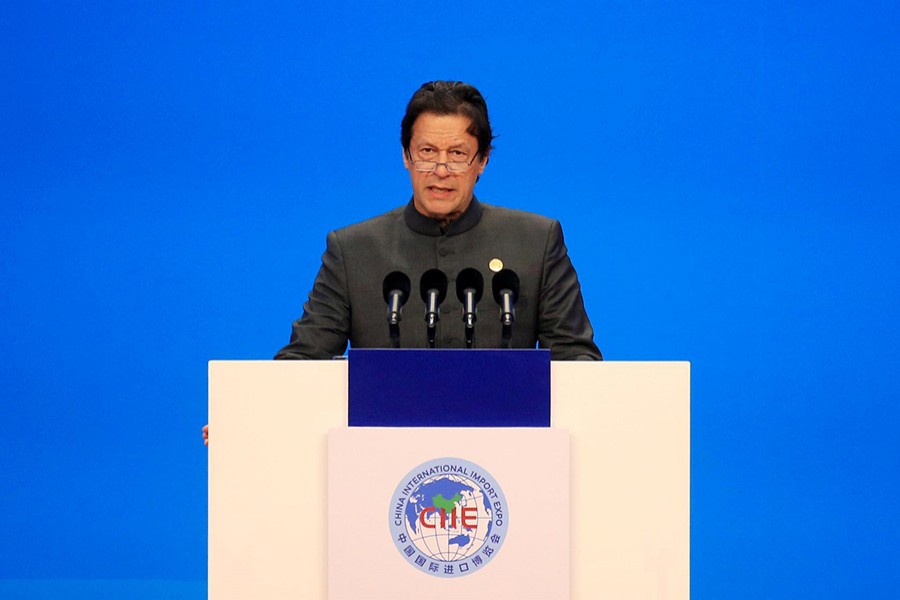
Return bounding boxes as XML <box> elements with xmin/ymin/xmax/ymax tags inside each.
<box><xmin>419</xmin><ymin>269</ymin><xmax>448</xmax><ymax>304</ymax></box>
<box><xmin>382</xmin><ymin>271</ymin><xmax>411</xmax><ymax>305</ymax></box>
<box><xmin>492</xmin><ymin>269</ymin><xmax>520</xmax><ymax>304</ymax></box>
<box><xmin>455</xmin><ymin>268</ymin><xmax>484</xmax><ymax>303</ymax></box>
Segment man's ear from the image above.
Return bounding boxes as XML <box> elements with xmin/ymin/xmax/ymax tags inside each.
<box><xmin>402</xmin><ymin>149</ymin><xmax>410</xmax><ymax>170</ymax></box>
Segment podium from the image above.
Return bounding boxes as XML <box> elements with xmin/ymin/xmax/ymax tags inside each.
<box><xmin>208</xmin><ymin>357</ymin><xmax>690</xmax><ymax>599</ymax></box>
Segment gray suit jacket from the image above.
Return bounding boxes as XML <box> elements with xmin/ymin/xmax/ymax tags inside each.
<box><xmin>275</xmin><ymin>198</ymin><xmax>601</xmax><ymax>360</ymax></box>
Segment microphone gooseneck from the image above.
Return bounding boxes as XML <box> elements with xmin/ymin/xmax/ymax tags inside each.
<box><xmin>382</xmin><ymin>271</ymin><xmax>411</xmax><ymax>347</ymax></box>
<box><xmin>491</xmin><ymin>269</ymin><xmax>520</xmax><ymax>346</ymax></box>
<box><xmin>455</xmin><ymin>268</ymin><xmax>484</xmax><ymax>349</ymax></box>
<box><xmin>419</xmin><ymin>269</ymin><xmax>448</xmax><ymax>348</ymax></box>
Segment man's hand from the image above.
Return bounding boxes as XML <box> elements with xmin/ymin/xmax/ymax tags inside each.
<box><xmin>202</xmin><ymin>424</ymin><xmax>209</xmax><ymax>446</ymax></box>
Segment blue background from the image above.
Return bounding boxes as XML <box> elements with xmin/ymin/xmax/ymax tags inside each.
<box><xmin>2</xmin><ymin>1</ymin><xmax>898</xmax><ymax>598</ymax></box>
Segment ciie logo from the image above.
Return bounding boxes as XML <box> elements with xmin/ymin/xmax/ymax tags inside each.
<box><xmin>389</xmin><ymin>457</ymin><xmax>508</xmax><ymax>578</ymax></box>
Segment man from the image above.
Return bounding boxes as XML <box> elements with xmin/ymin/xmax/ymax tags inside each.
<box><xmin>274</xmin><ymin>80</ymin><xmax>602</xmax><ymax>361</ymax></box>
<box><xmin>202</xmin><ymin>81</ymin><xmax>599</xmax><ymax>445</ymax></box>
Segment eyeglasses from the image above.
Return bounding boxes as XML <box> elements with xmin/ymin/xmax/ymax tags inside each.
<box><xmin>408</xmin><ymin>153</ymin><xmax>480</xmax><ymax>173</ymax></box>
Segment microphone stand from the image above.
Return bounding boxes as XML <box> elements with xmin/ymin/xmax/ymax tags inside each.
<box><xmin>463</xmin><ymin>289</ymin><xmax>477</xmax><ymax>349</ymax></box>
<box><xmin>387</xmin><ymin>293</ymin><xmax>402</xmax><ymax>349</ymax></box>
<box><xmin>419</xmin><ymin>269</ymin><xmax>448</xmax><ymax>350</ymax></box>
<box><xmin>425</xmin><ymin>291</ymin><xmax>439</xmax><ymax>349</ymax></box>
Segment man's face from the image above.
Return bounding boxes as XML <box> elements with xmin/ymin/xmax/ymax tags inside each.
<box><xmin>403</xmin><ymin>112</ymin><xmax>487</xmax><ymax>223</ymax></box>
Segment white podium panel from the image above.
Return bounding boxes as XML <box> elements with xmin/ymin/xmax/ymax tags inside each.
<box><xmin>208</xmin><ymin>361</ymin><xmax>689</xmax><ymax>599</ymax></box>
<box><xmin>328</xmin><ymin>428</ymin><xmax>570</xmax><ymax>599</ymax></box>
<box><xmin>552</xmin><ymin>362</ymin><xmax>690</xmax><ymax>599</ymax></box>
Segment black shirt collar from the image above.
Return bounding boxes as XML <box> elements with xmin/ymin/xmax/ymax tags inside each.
<box><xmin>403</xmin><ymin>196</ymin><xmax>483</xmax><ymax>237</ymax></box>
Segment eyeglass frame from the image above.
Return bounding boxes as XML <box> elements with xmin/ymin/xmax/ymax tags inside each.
<box><xmin>405</xmin><ymin>149</ymin><xmax>482</xmax><ymax>173</ymax></box>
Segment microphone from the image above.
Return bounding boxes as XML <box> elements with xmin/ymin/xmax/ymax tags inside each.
<box><xmin>491</xmin><ymin>269</ymin><xmax>520</xmax><ymax>327</ymax></box>
<box><xmin>419</xmin><ymin>269</ymin><xmax>448</xmax><ymax>348</ymax></box>
<box><xmin>382</xmin><ymin>271</ymin><xmax>411</xmax><ymax>347</ymax></box>
<box><xmin>455</xmin><ymin>268</ymin><xmax>484</xmax><ymax>349</ymax></box>
<box><xmin>492</xmin><ymin>269</ymin><xmax>520</xmax><ymax>347</ymax></box>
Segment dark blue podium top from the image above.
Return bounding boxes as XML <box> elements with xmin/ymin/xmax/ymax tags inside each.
<box><xmin>347</xmin><ymin>349</ymin><xmax>551</xmax><ymax>427</ymax></box>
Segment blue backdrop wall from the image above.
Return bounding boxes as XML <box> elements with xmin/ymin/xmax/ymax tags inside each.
<box><xmin>2</xmin><ymin>2</ymin><xmax>898</xmax><ymax>598</ymax></box>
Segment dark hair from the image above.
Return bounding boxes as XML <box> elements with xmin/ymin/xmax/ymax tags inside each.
<box><xmin>401</xmin><ymin>81</ymin><xmax>495</xmax><ymax>159</ymax></box>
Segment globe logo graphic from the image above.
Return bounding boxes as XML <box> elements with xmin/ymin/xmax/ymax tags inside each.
<box><xmin>389</xmin><ymin>458</ymin><xmax>508</xmax><ymax>578</ymax></box>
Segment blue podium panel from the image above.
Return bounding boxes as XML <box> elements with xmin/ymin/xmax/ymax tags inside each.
<box><xmin>347</xmin><ymin>349</ymin><xmax>551</xmax><ymax>427</ymax></box>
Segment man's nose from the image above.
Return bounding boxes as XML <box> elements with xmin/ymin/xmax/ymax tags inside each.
<box><xmin>433</xmin><ymin>162</ymin><xmax>451</xmax><ymax>176</ymax></box>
